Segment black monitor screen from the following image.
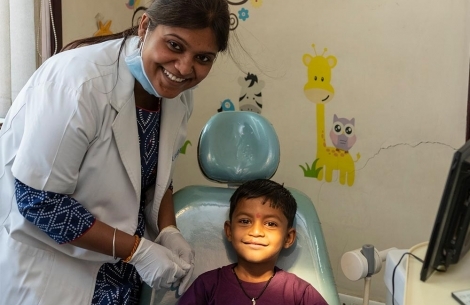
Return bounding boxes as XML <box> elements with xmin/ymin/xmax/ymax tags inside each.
<box><xmin>420</xmin><ymin>139</ymin><xmax>470</xmax><ymax>282</ymax></box>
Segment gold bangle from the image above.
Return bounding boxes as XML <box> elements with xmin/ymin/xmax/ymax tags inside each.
<box><xmin>123</xmin><ymin>235</ymin><xmax>141</xmax><ymax>263</ymax></box>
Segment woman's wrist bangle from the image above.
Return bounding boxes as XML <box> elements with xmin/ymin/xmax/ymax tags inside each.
<box><xmin>123</xmin><ymin>235</ymin><xmax>141</xmax><ymax>263</ymax></box>
<box><xmin>112</xmin><ymin>227</ymin><xmax>117</xmax><ymax>260</ymax></box>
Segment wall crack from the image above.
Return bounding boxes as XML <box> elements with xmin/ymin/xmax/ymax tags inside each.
<box><xmin>356</xmin><ymin>141</ymin><xmax>457</xmax><ymax>172</ymax></box>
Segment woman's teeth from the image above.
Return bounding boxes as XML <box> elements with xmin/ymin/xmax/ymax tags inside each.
<box><xmin>164</xmin><ymin>69</ymin><xmax>185</xmax><ymax>83</ymax></box>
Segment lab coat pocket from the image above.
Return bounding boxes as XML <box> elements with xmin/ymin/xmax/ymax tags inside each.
<box><xmin>0</xmin><ymin>228</ymin><xmax>54</xmax><ymax>305</ymax></box>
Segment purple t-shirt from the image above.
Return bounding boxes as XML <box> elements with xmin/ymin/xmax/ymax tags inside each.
<box><xmin>178</xmin><ymin>264</ymin><xmax>329</xmax><ymax>305</ymax></box>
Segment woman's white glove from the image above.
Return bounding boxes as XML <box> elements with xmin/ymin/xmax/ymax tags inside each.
<box><xmin>128</xmin><ymin>237</ymin><xmax>191</xmax><ymax>290</ymax></box>
<box><xmin>155</xmin><ymin>226</ymin><xmax>195</xmax><ymax>295</ymax></box>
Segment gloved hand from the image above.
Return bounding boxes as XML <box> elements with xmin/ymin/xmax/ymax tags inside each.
<box><xmin>155</xmin><ymin>226</ymin><xmax>195</xmax><ymax>295</ymax></box>
<box><xmin>128</xmin><ymin>237</ymin><xmax>191</xmax><ymax>290</ymax></box>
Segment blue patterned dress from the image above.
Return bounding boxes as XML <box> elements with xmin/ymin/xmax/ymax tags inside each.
<box><xmin>15</xmin><ymin>104</ymin><xmax>164</xmax><ymax>305</ymax></box>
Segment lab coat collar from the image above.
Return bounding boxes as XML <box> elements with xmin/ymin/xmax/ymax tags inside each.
<box><xmin>110</xmin><ymin>36</ymin><xmax>140</xmax><ymax>112</ymax></box>
<box><xmin>156</xmin><ymin>97</ymin><xmax>186</xmax><ymax>189</ymax></box>
<box><xmin>148</xmin><ymin>93</ymin><xmax>190</xmax><ymax>236</ymax></box>
<box><xmin>111</xmin><ymin>96</ymin><xmax>187</xmax><ymax>205</ymax></box>
<box><xmin>110</xmin><ymin>36</ymin><xmax>142</xmax><ymax>203</ymax></box>
<box><xmin>112</xmin><ymin>95</ymin><xmax>141</xmax><ymax>204</ymax></box>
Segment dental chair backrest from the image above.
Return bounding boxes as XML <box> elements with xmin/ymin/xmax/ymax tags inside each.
<box><xmin>140</xmin><ymin>111</ymin><xmax>340</xmax><ymax>305</ymax></box>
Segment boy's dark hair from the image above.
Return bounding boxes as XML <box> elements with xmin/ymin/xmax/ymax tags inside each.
<box><xmin>229</xmin><ymin>179</ymin><xmax>297</xmax><ymax>228</ymax></box>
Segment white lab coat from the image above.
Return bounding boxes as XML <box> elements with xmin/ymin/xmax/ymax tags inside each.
<box><xmin>0</xmin><ymin>37</ymin><xmax>193</xmax><ymax>304</ymax></box>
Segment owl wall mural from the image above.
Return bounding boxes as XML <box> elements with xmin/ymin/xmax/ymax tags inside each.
<box><xmin>329</xmin><ymin>115</ymin><xmax>357</xmax><ymax>152</ymax></box>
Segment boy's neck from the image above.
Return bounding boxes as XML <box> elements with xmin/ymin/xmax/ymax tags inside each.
<box><xmin>233</xmin><ymin>262</ymin><xmax>276</xmax><ymax>283</ymax></box>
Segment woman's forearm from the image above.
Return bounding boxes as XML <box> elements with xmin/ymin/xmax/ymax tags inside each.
<box><xmin>70</xmin><ymin>220</ymin><xmax>136</xmax><ymax>259</ymax></box>
<box><xmin>157</xmin><ymin>188</ymin><xmax>177</xmax><ymax>231</ymax></box>
<box><xmin>15</xmin><ymin>178</ymin><xmax>136</xmax><ymax>259</ymax></box>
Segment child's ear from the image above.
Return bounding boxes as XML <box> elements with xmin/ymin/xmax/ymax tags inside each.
<box><xmin>224</xmin><ymin>220</ymin><xmax>233</xmax><ymax>241</ymax></box>
<box><xmin>283</xmin><ymin>228</ymin><xmax>296</xmax><ymax>249</ymax></box>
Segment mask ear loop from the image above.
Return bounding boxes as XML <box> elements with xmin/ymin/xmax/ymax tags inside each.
<box><xmin>140</xmin><ymin>23</ymin><xmax>151</xmax><ymax>56</ymax></box>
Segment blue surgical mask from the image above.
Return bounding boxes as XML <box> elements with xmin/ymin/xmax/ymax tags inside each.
<box><xmin>125</xmin><ymin>26</ymin><xmax>162</xmax><ymax>97</ymax></box>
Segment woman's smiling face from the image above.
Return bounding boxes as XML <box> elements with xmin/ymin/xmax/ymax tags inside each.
<box><xmin>138</xmin><ymin>14</ymin><xmax>219</xmax><ymax>99</ymax></box>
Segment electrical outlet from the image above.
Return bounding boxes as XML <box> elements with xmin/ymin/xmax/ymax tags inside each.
<box><xmin>339</xmin><ymin>293</ymin><xmax>385</xmax><ymax>305</ymax></box>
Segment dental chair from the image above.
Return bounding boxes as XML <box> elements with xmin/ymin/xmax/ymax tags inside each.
<box><xmin>139</xmin><ymin>111</ymin><xmax>340</xmax><ymax>305</ymax></box>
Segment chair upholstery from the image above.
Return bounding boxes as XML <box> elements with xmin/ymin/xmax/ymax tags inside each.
<box><xmin>140</xmin><ymin>111</ymin><xmax>340</xmax><ymax>305</ymax></box>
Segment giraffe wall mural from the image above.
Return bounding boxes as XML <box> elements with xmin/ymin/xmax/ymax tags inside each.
<box><xmin>300</xmin><ymin>44</ymin><xmax>360</xmax><ymax>186</ymax></box>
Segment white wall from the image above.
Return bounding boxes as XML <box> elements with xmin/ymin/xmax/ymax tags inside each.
<box><xmin>61</xmin><ymin>0</ymin><xmax>470</xmax><ymax>301</ymax></box>
<box><xmin>62</xmin><ymin>0</ymin><xmax>141</xmax><ymax>43</ymax></box>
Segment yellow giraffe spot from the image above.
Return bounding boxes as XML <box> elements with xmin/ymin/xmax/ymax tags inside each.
<box><xmin>94</xmin><ymin>20</ymin><xmax>113</xmax><ymax>37</ymax></box>
<box><xmin>250</xmin><ymin>0</ymin><xmax>263</xmax><ymax>8</ymax></box>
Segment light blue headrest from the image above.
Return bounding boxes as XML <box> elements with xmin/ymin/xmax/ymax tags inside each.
<box><xmin>198</xmin><ymin>112</ymin><xmax>280</xmax><ymax>184</ymax></box>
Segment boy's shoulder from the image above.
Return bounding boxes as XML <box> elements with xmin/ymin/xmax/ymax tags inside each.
<box><xmin>273</xmin><ymin>267</ymin><xmax>316</xmax><ymax>293</ymax></box>
<box><xmin>274</xmin><ymin>266</ymin><xmax>328</xmax><ymax>304</ymax></box>
<box><xmin>195</xmin><ymin>263</ymin><xmax>237</xmax><ymax>282</ymax></box>
<box><xmin>274</xmin><ymin>266</ymin><xmax>309</xmax><ymax>284</ymax></box>
<box><xmin>178</xmin><ymin>264</ymin><xmax>238</xmax><ymax>305</ymax></box>
<box><xmin>275</xmin><ymin>266</ymin><xmax>327</xmax><ymax>304</ymax></box>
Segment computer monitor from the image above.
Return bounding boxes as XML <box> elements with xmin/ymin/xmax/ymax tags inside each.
<box><xmin>420</xmin><ymin>139</ymin><xmax>470</xmax><ymax>282</ymax></box>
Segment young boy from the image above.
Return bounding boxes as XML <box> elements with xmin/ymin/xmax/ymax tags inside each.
<box><xmin>178</xmin><ymin>179</ymin><xmax>328</xmax><ymax>305</ymax></box>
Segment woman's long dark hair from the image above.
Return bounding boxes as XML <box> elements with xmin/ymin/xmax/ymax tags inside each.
<box><xmin>61</xmin><ymin>0</ymin><xmax>230</xmax><ymax>53</ymax></box>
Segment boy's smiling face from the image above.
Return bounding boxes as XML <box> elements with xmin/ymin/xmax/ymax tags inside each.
<box><xmin>224</xmin><ymin>197</ymin><xmax>296</xmax><ymax>267</ymax></box>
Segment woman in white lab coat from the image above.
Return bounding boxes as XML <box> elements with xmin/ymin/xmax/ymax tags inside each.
<box><xmin>0</xmin><ymin>0</ymin><xmax>231</xmax><ymax>304</ymax></box>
